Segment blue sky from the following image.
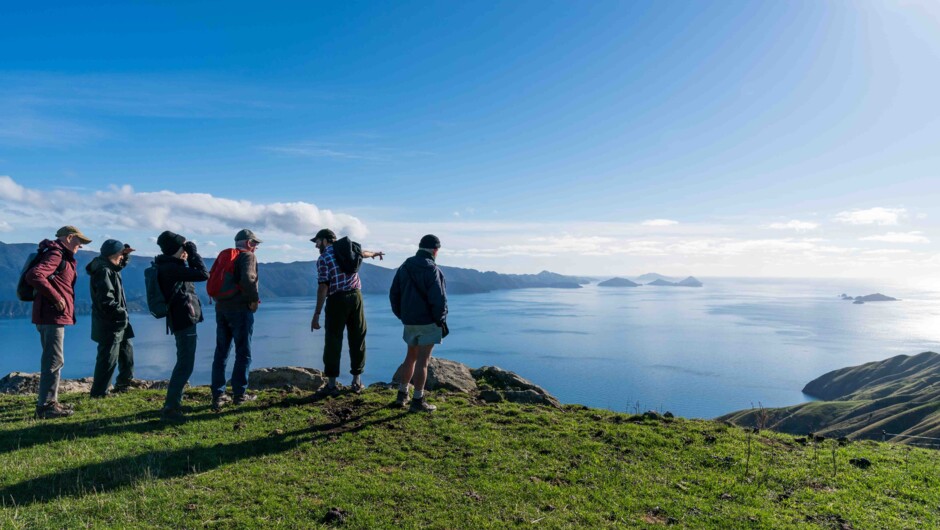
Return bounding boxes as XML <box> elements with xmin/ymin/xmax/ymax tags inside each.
<box><xmin>1</xmin><ymin>1</ymin><xmax>938</xmax><ymax>280</ymax></box>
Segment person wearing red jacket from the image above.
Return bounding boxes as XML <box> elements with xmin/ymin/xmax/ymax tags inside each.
<box><xmin>24</xmin><ymin>226</ymin><xmax>92</xmax><ymax>419</ymax></box>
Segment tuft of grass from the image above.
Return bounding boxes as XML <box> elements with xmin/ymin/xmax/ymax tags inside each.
<box><xmin>0</xmin><ymin>388</ymin><xmax>938</xmax><ymax>528</ymax></box>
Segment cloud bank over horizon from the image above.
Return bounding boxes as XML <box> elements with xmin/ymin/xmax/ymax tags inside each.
<box><xmin>1</xmin><ymin>177</ymin><xmax>935</xmax><ymax>281</ymax></box>
<box><xmin>0</xmin><ymin>175</ymin><xmax>367</xmax><ymax>243</ymax></box>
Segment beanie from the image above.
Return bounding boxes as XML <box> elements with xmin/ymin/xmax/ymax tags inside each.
<box><xmin>419</xmin><ymin>234</ymin><xmax>441</xmax><ymax>249</ymax></box>
<box><xmin>157</xmin><ymin>231</ymin><xmax>186</xmax><ymax>256</ymax></box>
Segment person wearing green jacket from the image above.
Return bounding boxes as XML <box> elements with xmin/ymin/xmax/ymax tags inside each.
<box><xmin>87</xmin><ymin>239</ymin><xmax>136</xmax><ymax>398</ymax></box>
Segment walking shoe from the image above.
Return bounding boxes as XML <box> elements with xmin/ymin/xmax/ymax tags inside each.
<box><xmin>160</xmin><ymin>406</ymin><xmax>186</xmax><ymax>422</ymax></box>
<box><xmin>212</xmin><ymin>393</ymin><xmax>232</xmax><ymax>410</ymax></box>
<box><xmin>314</xmin><ymin>385</ymin><xmax>340</xmax><ymax>399</ymax></box>
<box><xmin>393</xmin><ymin>390</ymin><xmax>410</xmax><ymax>408</ymax></box>
<box><xmin>233</xmin><ymin>393</ymin><xmax>257</xmax><ymax>405</ymax></box>
<box><xmin>409</xmin><ymin>397</ymin><xmax>437</xmax><ymax>413</ymax></box>
<box><xmin>112</xmin><ymin>384</ymin><xmax>132</xmax><ymax>394</ymax></box>
<box><xmin>350</xmin><ymin>382</ymin><xmax>365</xmax><ymax>394</ymax></box>
<box><xmin>90</xmin><ymin>392</ymin><xmax>112</xmax><ymax>399</ymax></box>
<box><xmin>35</xmin><ymin>402</ymin><xmax>74</xmax><ymax>419</ymax></box>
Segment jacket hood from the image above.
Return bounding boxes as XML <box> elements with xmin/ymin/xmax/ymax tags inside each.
<box><xmin>39</xmin><ymin>238</ymin><xmax>74</xmax><ymax>258</ymax></box>
<box><xmin>85</xmin><ymin>255</ymin><xmax>120</xmax><ymax>275</ymax></box>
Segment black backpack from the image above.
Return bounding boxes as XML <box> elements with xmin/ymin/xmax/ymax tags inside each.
<box><xmin>16</xmin><ymin>247</ymin><xmax>66</xmax><ymax>302</ymax></box>
<box><xmin>332</xmin><ymin>237</ymin><xmax>363</xmax><ymax>275</ymax></box>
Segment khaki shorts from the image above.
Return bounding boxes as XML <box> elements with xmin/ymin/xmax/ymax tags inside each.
<box><xmin>403</xmin><ymin>323</ymin><xmax>443</xmax><ymax>346</ymax></box>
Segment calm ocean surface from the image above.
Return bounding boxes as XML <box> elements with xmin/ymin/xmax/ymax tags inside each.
<box><xmin>2</xmin><ymin>278</ymin><xmax>938</xmax><ymax>418</ymax></box>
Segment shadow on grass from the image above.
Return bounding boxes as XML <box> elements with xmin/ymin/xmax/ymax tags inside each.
<box><xmin>0</xmin><ymin>398</ymin><xmax>406</xmax><ymax>506</ymax></box>
<box><xmin>0</xmin><ymin>394</ymin><xmax>278</xmax><ymax>457</ymax></box>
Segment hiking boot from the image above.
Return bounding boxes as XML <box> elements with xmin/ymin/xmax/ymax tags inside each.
<box><xmin>160</xmin><ymin>406</ymin><xmax>186</xmax><ymax>422</ymax></box>
<box><xmin>349</xmin><ymin>381</ymin><xmax>365</xmax><ymax>394</ymax></box>
<box><xmin>314</xmin><ymin>385</ymin><xmax>340</xmax><ymax>399</ymax></box>
<box><xmin>409</xmin><ymin>397</ymin><xmax>437</xmax><ymax>413</ymax></box>
<box><xmin>393</xmin><ymin>390</ymin><xmax>410</xmax><ymax>408</ymax></box>
<box><xmin>233</xmin><ymin>393</ymin><xmax>257</xmax><ymax>405</ymax></box>
<box><xmin>212</xmin><ymin>393</ymin><xmax>232</xmax><ymax>410</ymax></box>
<box><xmin>35</xmin><ymin>402</ymin><xmax>74</xmax><ymax>419</ymax></box>
<box><xmin>90</xmin><ymin>392</ymin><xmax>112</xmax><ymax>399</ymax></box>
<box><xmin>112</xmin><ymin>384</ymin><xmax>132</xmax><ymax>394</ymax></box>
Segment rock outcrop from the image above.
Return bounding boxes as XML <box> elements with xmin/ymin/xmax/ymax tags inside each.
<box><xmin>389</xmin><ymin>359</ymin><xmax>561</xmax><ymax>407</ymax></box>
<box><xmin>248</xmin><ymin>366</ymin><xmax>327</xmax><ymax>391</ymax></box>
<box><xmin>472</xmin><ymin>365</ymin><xmax>561</xmax><ymax>408</ymax></box>
<box><xmin>0</xmin><ymin>359</ymin><xmax>562</xmax><ymax>409</ymax></box>
<box><xmin>392</xmin><ymin>358</ymin><xmax>477</xmax><ymax>393</ymax></box>
<box><xmin>0</xmin><ymin>372</ymin><xmax>168</xmax><ymax>395</ymax></box>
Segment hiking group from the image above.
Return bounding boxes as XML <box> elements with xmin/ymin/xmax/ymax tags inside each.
<box><xmin>19</xmin><ymin>225</ymin><xmax>448</xmax><ymax>421</ymax></box>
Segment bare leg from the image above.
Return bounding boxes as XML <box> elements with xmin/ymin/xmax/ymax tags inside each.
<box><xmin>398</xmin><ymin>345</ymin><xmax>420</xmax><ymax>390</ymax></box>
<box><xmin>411</xmin><ymin>345</ymin><xmax>435</xmax><ymax>395</ymax></box>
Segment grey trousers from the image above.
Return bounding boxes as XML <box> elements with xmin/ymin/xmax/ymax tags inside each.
<box><xmin>36</xmin><ymin>324</ymin><xmax>65</xmax><ymax>407</ymax></box>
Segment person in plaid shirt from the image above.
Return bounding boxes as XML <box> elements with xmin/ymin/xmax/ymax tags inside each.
<box><xmin>310</xmin><ymin>228</ymin><xmax>384</xmax><ymax>395</ymax></box>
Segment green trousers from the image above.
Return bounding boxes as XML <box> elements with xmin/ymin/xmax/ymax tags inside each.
<box><xmin>323</xmin><ymin>289</ymin><xmax>367</xmax><ymax>377</ymax></box>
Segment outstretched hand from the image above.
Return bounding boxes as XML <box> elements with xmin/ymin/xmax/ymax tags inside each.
<box><xmin>371</xmin><ymin>251</ymin><xmax>385</xmax><ymax>261</ymax></box>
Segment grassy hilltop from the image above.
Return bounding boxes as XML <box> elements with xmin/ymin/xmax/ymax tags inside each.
<box><xmin>1</xmin><ymin>387</ymin><xmax>938</xmax><ymax>529</ymax></box>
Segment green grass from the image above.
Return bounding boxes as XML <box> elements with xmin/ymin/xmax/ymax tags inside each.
<box><xmin>1</xmin><ymin>388</ymin><xmax>939</xmax><ymax>529</ymax></box>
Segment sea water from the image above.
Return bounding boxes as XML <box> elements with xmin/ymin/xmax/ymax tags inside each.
<box><xmin>1</xmin><ymin>278</ymin><xmax>938</xmax><ymax>418</ymax></box>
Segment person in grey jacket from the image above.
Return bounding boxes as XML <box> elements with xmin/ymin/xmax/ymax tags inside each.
<box><xmin>389</xmin><ymin>234</ymin><xmax>448</xmax><ymax>412</ymax></box>
<box><xmin>87</xmin><ymin>239</ymin><xmax>136</xmax><ymax>398</ymax></box>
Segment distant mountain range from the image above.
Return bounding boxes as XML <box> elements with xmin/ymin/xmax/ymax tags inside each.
<box><xmin>0</xmin><ymin>242</ymin><xmax>590</xmax><ymax>319</ymax></box>
<box><xmin>597</xmin><ymin>277</ymin><xmax>640</xmax><ymax>288</ymax></box>
<box><xmin>721</xmin><ymin>351</ymin><xmax>940</xmax><ymax>443</ymax></box>
<box><xmin>633</xmin><ymin>273</ymin><xmax>676</xmax><ymax>283</ymax></box>
<box><xmin>597</xmin><ymin>274</ymin><xmax>704</xmax><ymax>288</ymax></box>
<box><xmin>646</xmin><ymin>276</ymin><xmax>703</xmax><ymax>287</ymax></box>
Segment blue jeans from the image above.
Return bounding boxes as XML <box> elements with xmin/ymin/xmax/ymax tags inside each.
<box><xmin>164</xmin><ymin>325</ymin><xmax>197</xmax><ymax>409</ymax></box>
<box><xmin>211</xmin><ymin>310</ymin><xmax>254</xmax><ymax>398</ymax></box>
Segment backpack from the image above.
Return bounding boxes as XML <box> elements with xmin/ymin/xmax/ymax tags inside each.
<box><xmin>144</xmin><ymin>261</ymin><xmax>180</xmax><ymax>319</ymax></box>
<box><xmin>332</xmin><ymin>237</ymin><xmax>363</xmax><ymax>275</ymax></box>
<box><xmin>16</xmin><ymin>247</ymin><xmax>66</xmax><ymax>302</ymax></box>
<box><xmin>206</xmin><ymin>248</ymin><xmax>247</xmax><ymax>301</ymax></box>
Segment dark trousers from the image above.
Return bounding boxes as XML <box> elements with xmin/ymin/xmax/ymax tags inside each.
<box><xmin>323</xmin><ymin>290</ymin><xmax>367</xmax><ymax>378</ymax></box>
<box><xmin>211</xmin><ymin>310</ymin><xmax>254</xmax><ymax>398</ymax></box>
<box><xmin>90</xmin><ymin>328</ymin><xmax>134</xmax><ymax>397</ymax></box>
<box><xmin>164</xmin><ymin>325</ymin><xmax>197</xmax><ymax>409</ymax></box>
<box><xmin>36</xmin><ymin>324</ymin><xmax>65</xmax><ymax>407</ymax></box>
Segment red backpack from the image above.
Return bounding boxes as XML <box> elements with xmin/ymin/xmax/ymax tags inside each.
<box><xmin>207</xmin><ymin>248</ymin><xmax>247</xmax><ymax>301</ymax></box>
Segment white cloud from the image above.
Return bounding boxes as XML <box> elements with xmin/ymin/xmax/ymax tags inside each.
<box><xmin>767</xmin><ymin>220</ymin><xmax>819</xmax><ymax>231</ymax></box>
<box><xmin>834</xmin><ymin>207</ymin><xmax>906</xmax><ymax>226</ymax></box>
<box><xmin>0</xmin><ymin>220</ymin><xmax>11</xmax><ymax>232</ymax></box>
<box><xmin>860</xmin><ymin>232</ymin><xmax>930</xmax><ymax>244</ymax></box>
<box><xmin>0</xmin><ymin>176</ymin><xmax>367</xmax><ymax>240</ymax></box>
<box><xmin>641</xmin><ymin>219</ymin><xmax>679</xmax><ymax>227</ymax></box>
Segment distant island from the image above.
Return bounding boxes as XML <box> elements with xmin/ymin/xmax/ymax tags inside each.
<box><xmin>840</xmin><ymin>293</ymin><xmax>899</xmax><ymax>304</ymax></box>
<box><xmin>647</xmin><ymin>276</ymin><xmax>703</xmax><ymax>287</ymax></box>
<box><xmin>0</xmin><ymin>242</ymin><xmax>589</xmax><ymax>319</ymax></box>
<box><xmin>597</xmin><ymin>277</ymin><xmax>640</xmax><ymax>288</ymax></box>
<box><xmin>633</xmin><ymin>272</ymin><xmax>677</xmax><ymax>283</ymax></box>
<box><xmin>721</xmin><ymin>351</ymin><xmax>940</xmax><ymax>443</ymax></box>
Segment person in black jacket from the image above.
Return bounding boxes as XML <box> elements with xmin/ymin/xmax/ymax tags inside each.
<box><xmin>389</xmin><ymin>234</ymin><xmax>448</xmax><ymax>412</ymax></box>
<box><xmin>154</xmin><ymin>231</ymin><xmax>209</xmax><ymax>421</ymax></box>
<box><xmin>88</xmin><ymin>239</ymin><xmax>136</xmax><ymax>397</ymax></box>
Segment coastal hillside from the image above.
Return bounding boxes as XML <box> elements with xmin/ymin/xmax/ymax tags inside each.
<box><xmin>722</xmin><ymin>352</ymin><xmax>940</xmax><ymax>442</ymax></box>
<box><xmin>1</xmin><ymin>379</ymin><xmax>937</xmax><ymax>528</ymax></box>
<box><xmin>0</xmin><ymin>242</ymin><xmax>588</xmax><ymax>318</ymax></box>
